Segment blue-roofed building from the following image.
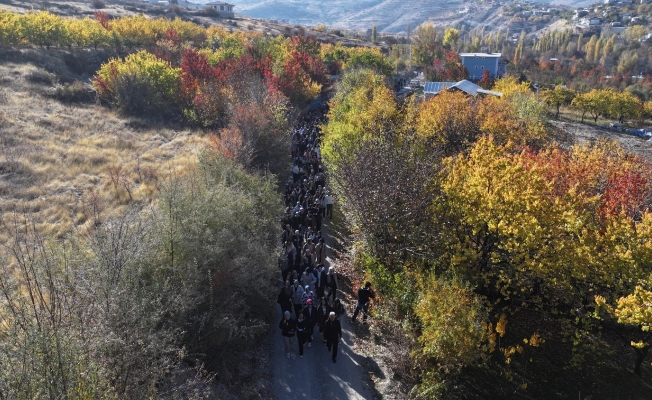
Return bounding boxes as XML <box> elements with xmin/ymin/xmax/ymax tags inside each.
<box><xmin>459</xmin><ymin>53</ymin><xmax>507</xmax><ymax>81</ymax></box>
<box><xmin>423</xmin><ymin>80</ymin><xmax>502</xmax><ymax>98</ymax></box>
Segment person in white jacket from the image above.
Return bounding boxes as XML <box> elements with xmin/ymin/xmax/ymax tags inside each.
<box><xmin>290</xmin><ymin>280</ymin><xmax>305</xmax><ymax>317</ymax></box>
<box><xmin>325</xmin><ymin>192</ymin><xmax>333</xmax><ymax>220</ymax></box>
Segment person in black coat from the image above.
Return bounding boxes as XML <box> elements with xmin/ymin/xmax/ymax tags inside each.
<box><xmin>296</xmin><ymin>311</ymin><xmax>308</xmax><ymax>357</ymax></box>
<box><xmin>315</xmin><ymin>297</ymin><xmax>329</xmax><ymax>343</ymax></box>
<box><xmin>302</xmin><ymin>298</ymin><xmax>318</xmax><ymax>346</ymax></box>
<box><xmin>325</xmin><ymin>267</ymin><xmax>338</xmax><ymax>303</ymax></box>
<box><xmin>277</xmin><ymin>281</ymin><xmax>293</xmax><ymax>315</ymax></box>
<box><xmin>351</xmin><ymin>281</ymin><xmax>375</xmax><ymax>323</ymax></box>
<box><xmin>323</xmin><ymin>312</ymin><xmax>342</xmax><ymax>363</ymax></box>
<box><xmin>279</xmin><ymin>311</ymin><xmax>296</xmax><ymax>359</ymax></box>
<box><xmin>314</xmin><ymin>264</ymin><xmax>327</xmax><ymax>299</ymax></box>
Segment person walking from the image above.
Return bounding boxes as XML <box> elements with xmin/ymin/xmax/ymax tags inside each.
<box><xmin>302</xmin><ymin>285</ymin><xmax>315</xmax><ymax>308</ymax></box>
<box><xmin>323</xmin><ymin>312</ymin><xmax>342</xmax><ymax>363</ymax></box>
<box><xmin>325</xmin><ymin>192</ymin><xmax>333</xmax><ymax>220</ymax></box>
<box><xmin>277</xmin><ymin>280</ymin><xmax>293</xmax><ymax>315</ymax></box>
<box><xmin>316</xmin><ymin>297</ymin><xmax>329</xmax><ymax>345</ymax></box>
<box><xmin>303</xmin><ymin>298</ymin><xmax>318</xmax><ymax>347</ymax></box>
<box><xmin>301</xmin><ymin>268</ymin><xmax>316</xmax><ymax>293</ymax></box>
<box><xmin>291</xmin><ymin>280</ymin><xmax>304</xmax><ymax>318</ymax></box>
<box><xmin>326</xmin><ymin>267</ymin><xmax>338</xmax><ymax>303</ymax></box>
<box><xmin>279</xmin><ymin>310</ymin><xmax>296</xmax><ymax>359</ymax></box>
<box><xmin>296</xmin><ymin>311</ymin><xmax>308</xmax><ymax>357</ymax></box>
<box><xmin>313</xmin><ymin>238</ymin><xmax>326</xmax><ymax>267</ymax></box>
<box><xmin>287</xmin><ymin>247</ymin><xmax>300</xmax><ymax>277</ymax></box>
<box><xmin>331</xmin><ymin>298</ymin><xmax>345</xmax><ymax>319</ymax></box>
<box><xmin>351</xmin><ymin>282</ymin><xmax>375</xmax><ymax>323</ymax></box>
<box><xmin>314</xmin><ymin>264</ymin><xmax>327</xmax><ymax>299</ymax></box>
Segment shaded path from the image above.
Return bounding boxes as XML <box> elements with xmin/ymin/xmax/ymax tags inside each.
<box><xmin>268</xmin><ymin>222</ymin><xmax>375</xmax><ymax>399</ymax></box>
<box><xmin>267</xmin><ymin>104</ymin><xmax>377</xmax><ymax>399</ymax></box>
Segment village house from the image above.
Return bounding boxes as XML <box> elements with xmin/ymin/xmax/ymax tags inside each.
<box><xmin>205</xmin><ymin>1</ymin><xmax>235</xmax><ymax>18</ymax></box>
<box><xmin>459</xmin><ymin>53</ymin><xmax>507</xmax><ymax>81</ymax></box>
<box><xmin>423</xmin><ymin>80</ymin><xmax>503</xmax><ymax>98</ymax></box>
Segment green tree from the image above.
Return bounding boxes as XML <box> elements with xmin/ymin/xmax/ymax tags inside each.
<box><xmin>0</xmin><ymin>9</ymin><xmax>22</xmax><ymax>47</ymax></box>
<box><xmin>443</xmin><ymin>27</ymin><xmax>459</xmax><ymax>49</ymax></box>
<box><xmin>540</xmin><ymin>85</ymin><xmax>576</xmax><ymax>119</ymax></box>
<box><xmin>618</xmin><ymin>51</ymin><xmax>639</xmax><ymax>73</ymax></box>
<box><xmin>572</xmin><ymin>89</ymin><xmax>612</xmax><ymax>122</ymax></box>
<box><xmin>411</xmin><ymin>23</ymin><xmax>439</xmax><ymax>67</ymax></box>
<box><xmin>603</xmin><ymin>35</ymin><xmax>615</xmax><ymax>58</ymax></box>
<box><xmin>624</xmin><ymin>25</ymin><xmax>648</xmax><ymax>42</ymax></box>
<box><xmin>585</xmin><ymin>35</ymin><xmax>597</xmax><ymax>62</ymax></box>
<box><xmin>576</xmin><ymin>32</ymin><xmax>583</xmax><ymax>53</ymax></box>
<box><xmin>344</xmin><ymin>47</ymin><xmax>394</xmax><ymax>76</ymax></box>
<box><xmin>608</xmin><ymin>91</ymin><xmax>642</xmax><ymax>123</ymax></box>
<box><xmin>371</xmin><ymin>25</ymin><xmax>377</xmax><ymax>43</ymax></box>
<box><xmin>19</xmin><ymin>11</ymin><xmax>68</xmax><ymax>49</ymax></box>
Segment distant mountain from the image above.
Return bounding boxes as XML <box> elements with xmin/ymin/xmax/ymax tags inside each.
<box><xmin>191</xmin><ymin>0</ymin><xmax>586</xmax><ymax>33</ymax></box>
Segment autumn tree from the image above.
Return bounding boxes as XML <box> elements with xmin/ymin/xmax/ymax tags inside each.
<box><xmin>19</xmin><ymin>11</ymin><xmax>68</xmax><ymax>49</ymax></box>
<box><xmin>608</xmin><ymin>91</ymin><xmax>642</xmax><ymax>123</ymax></box>
<box><xmin>411</xmin><ymin>23</ymin><xmax>440</xmax><ymax>67</ymax></box>
<box><xmin>540</xmin><ymin>85</ymin><xmax>576</xmax><ymax>119</ymax></box>
<box><xmin>624</xmin><ymin>25</ymin><xmax>648</xmax><ymax>43</ymax></box>
<box><xmin>442</xmin><ymin>27</ymin><xmax>459</xmax><ymax>49</ymax></box>
<box><xmin>477</xmin><ymin>69</ymin><xmax>495</xmax><ymax>89</ymax></box>
<box><xmin>0</xmin><ymin>9</ymin><xmax>22</xmax><ymax>47</ymax></box>
<box><xmin>572</xmin><ymin>89</ymin><xmax>612</xmax><ymax>123</ymax></box>
<box><xmin>416</xmin><ymin>90</ymin><xmax>481</xmax><ymax>155</ymax></box>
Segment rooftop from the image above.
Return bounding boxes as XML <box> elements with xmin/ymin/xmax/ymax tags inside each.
<box><xmin>424</xmin><ymin>80</ymin><xmax>503</xmax><ymax>97</ymax></box>
<box><xmin>459</xmin><ymin>53</ymin><xmax>502</xmax><ymax>58</ymax></box>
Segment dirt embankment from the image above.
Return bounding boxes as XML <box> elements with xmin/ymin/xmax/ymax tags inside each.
<box><xmin>552</xmin><ymin>120</ymin><xmax>652</xmax><ymax>160</ymax></box>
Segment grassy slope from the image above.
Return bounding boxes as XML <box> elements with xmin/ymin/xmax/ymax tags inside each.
<box><xmin>0</xmin><ymin>53</ymin><xmax>209</xmax><ymax>243</ymax></box>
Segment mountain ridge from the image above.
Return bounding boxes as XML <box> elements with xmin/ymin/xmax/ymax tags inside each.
<box><xmin>191</xmin><ymin>0</ymin><xmax>581</xmax><ymax>33</ymax></box>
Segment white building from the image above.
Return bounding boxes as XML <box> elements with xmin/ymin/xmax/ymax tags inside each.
<box><xmin>205</xmin><ymin>1</ymin><xmax>235</xmax><ymax>18</ymax></box>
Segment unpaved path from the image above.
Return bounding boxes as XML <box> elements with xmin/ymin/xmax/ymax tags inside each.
<box><xmin>267</xmin><ymin>220</ymin><xmax>376</xmax><ymax>400</ymax></box>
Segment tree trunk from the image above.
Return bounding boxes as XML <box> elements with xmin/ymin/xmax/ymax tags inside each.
<box><xmin>633</xmin><ymin>346</ymin><xmax>649</xmax><ymax>377</ymax></box>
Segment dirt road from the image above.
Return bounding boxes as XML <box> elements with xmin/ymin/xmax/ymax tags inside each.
<box><xmin>268</xmin><ymin>223</ymin><xmax>376</xmax><ymax>400</ymax></box>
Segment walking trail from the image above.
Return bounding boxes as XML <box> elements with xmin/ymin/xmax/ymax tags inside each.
<box><xmin>267</xmin><ymin>222</ymin><xmax>374</xmax><ymax>400</ymax></box>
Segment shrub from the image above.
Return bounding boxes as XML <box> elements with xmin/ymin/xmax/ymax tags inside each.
<box><xmin>26</xmin><ymin>69</ymin><xmax>55</xmax><ymax>85</ymax></box>
<box><xmin>94</xmin><ymin>51</ymin><xmax>181</xmax><ymax>114</ymax></box>
<box><xmin>0</xmin><ymin>151</ymin><xmax>282</xmax><ymax>397</ymax></box>
<box><xmin>52</xmin><ymin>81</ymin><xmax>94</xmax><ymax>103</ymax></box>
<box><xmin>111</xmin><ymin>71</ymin><xmax>164</xmax><ymax>115</ymax></box>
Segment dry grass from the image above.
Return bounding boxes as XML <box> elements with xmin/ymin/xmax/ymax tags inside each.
<box><xmin>0</xmin><ymin>62</ymin><xmax>210</xmax><ymax>241</ymax></box>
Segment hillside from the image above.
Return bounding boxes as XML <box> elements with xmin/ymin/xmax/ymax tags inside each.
<box><xmin>216</xmin><ymin>0</ymin><xmax>575</xmax><ymax>34</ymax></box>
<box><xmin>0</xmin><ymin>49</ymin><xmax>208</xmax><ymax>242</ymax></box>
<box><xmin>3</xmin><ymin>0</ymin><xmax>378</xmax><ymax>47</ymax></box>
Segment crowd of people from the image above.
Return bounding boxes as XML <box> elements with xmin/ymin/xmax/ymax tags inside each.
<box><xmin>277</xmin><ymin>106</ymin><xmax>375</xmax><ymax>364</ymax></box>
